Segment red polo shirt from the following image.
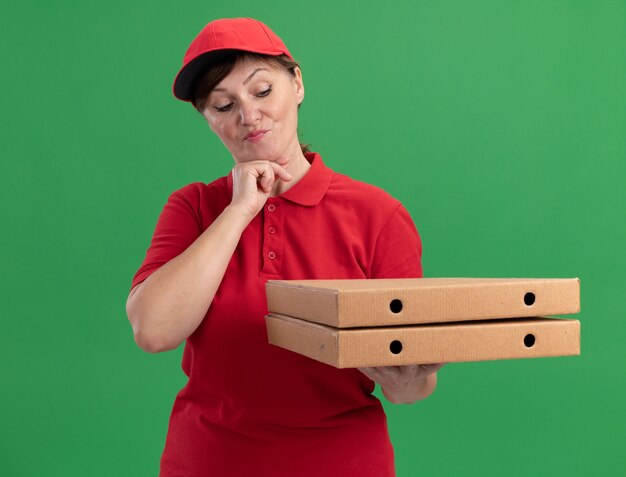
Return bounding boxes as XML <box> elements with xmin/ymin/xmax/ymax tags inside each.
<box><xmin>130</xmin><ymin>151</ymin><xmax>423</xmax><ymax>477</ymax></box>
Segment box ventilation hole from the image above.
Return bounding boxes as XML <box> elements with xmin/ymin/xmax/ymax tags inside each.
<box><xmin>524</xmin><ymin>334</ymin><xmax>536</xmax><ymax>348</ymax></box>
<box><xmin>389</xmin><ymin>299</ymin><xmax>403</xmax><ymax>314</ymax></box>
<box><xmin>524</xmin><ymin>292</ymin><xmax>536</xmax><ymax>306</ymax></box>
<box><xmin>389</xmin><ymin>340</ymin><xmax>403</xmax><ymax>354</ymax></box>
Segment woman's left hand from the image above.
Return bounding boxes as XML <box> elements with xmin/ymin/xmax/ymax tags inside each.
<box><xmin>357</xmin><ymin>363</ymin><xmax>445</xmax><ymax>404</ymax></box>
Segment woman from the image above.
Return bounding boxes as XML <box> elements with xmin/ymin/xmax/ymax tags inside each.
<box><xmin>127</xmin><ymin>17</ymin><xmax>443</xmax><ymax>477</ymax></box>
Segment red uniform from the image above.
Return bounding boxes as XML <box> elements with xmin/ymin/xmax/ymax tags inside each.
<box><xmin>130</xmin><ymin>151</ymin><xmax>423</xmax><ymax>476</ymax></box>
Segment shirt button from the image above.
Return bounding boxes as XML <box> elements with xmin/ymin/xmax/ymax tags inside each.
<box><xmin>267</xmin><ymin>204</ymin><xmax>276</xmax><ymax>212</ymax></box>
<box><xmin>268</xmin><ymin>226</ymin><xmax>276</xmax><ymax>234</ymax></box>
<box><xmin>268</xmin><ymin>251</ymin><xmax>276</xmax><ymax>260</ymax></box>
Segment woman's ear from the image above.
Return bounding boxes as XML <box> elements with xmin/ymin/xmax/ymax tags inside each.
<box><xmin>293</xmin><ymin>66</ymin><xmax>305</xmax><ymax>105</ymax></box>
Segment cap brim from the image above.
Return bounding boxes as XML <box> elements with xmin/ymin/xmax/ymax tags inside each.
<box><xmin>173</xmin><ymin>49</ymin><xmax>237</xmax><ymax>102</ymax></box>
<box><xmin>173</xmin><ymin>48</ymin><xmax>290</xmax><ymax>102</ymax></box>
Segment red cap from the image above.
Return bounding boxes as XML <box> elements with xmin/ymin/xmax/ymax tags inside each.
<box><xmin>172</xmin><ymin>17</ymin><xmax>294</xmax><ymax>102</ymax></box>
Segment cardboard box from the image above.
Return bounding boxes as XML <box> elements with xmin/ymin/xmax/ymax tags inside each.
<box><xmin>266</xmin><ymin>278</ymin><xmax>580</xmax><ymax>328</ymax></box>
<box><xmin>265</xmin><ymin>314</ymin><xmax>581</xmax><ymax>368</ymax></box>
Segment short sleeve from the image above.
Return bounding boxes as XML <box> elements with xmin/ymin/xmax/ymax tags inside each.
<box><xmin>369</xmin><ymin>203</ymin><xmax>423</xmax><ymax>279</ymax></box>
<box><xmin>130</xmin><ymin>186</ymin><xmax>203</xmax><ymax>291</ymax></box>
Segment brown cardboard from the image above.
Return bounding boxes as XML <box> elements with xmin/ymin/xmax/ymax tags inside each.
<box><xmin>265</xmin><ymin>278</ymin><xmax>580</xmax><ymax>328</ymax></box>
<box><xmin>265</xmin><ymin>313</ymin><xmax>581</xmax><ymax>368</ymax></box>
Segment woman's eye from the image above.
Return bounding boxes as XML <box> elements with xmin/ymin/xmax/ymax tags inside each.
<box><xmin>215</xmin><ymin>103</ymin><xmax>233</xmax><ymax>113</ymax></box>
<box><xmin>214</xmin><ymin>86</ymin><xmax>272</xmax><ymax>113</ymax></box>
<box><xmin>257</xmin><ymin>86</ymin><xmax>272</xmax><ymax>97</ymax></box>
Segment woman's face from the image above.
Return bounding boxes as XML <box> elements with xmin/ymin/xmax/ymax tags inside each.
<box><xmin>202</xmin><ymin>57</ymin><xmax>304</xmax><ymax>165</ymax></box>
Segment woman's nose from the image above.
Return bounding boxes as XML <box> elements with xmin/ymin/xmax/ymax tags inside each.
<box><xmin>239</xmin><ymin>101</ymin><xmax>261</xmax><ymax>126</ymax></box>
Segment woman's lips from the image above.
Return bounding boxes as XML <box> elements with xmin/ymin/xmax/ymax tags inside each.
<box><xmin>244</xmin><ymin>130</ymin><xmax>269</xmax><ymax>143</ymax></box>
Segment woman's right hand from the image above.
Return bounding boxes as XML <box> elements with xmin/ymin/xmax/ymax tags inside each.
<box><xmin>229</xmin><ymin>160</ymin><xmax>292</xmax><ymax>221</ymax></box>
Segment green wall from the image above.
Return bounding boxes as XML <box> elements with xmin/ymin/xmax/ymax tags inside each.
<box><xmin>1</xmin><ymin>1</ymin><xmax>624</xmax><ymax>475</ymax></box>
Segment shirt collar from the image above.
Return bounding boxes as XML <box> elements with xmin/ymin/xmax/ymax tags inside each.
<box><xmin>227</xmin><ymin>151</ymin><xmax>334</xmax><ymax>206</ymax></box>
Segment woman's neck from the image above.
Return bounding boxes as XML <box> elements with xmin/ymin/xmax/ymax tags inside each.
<box><xmin>270</xmin><ymin>143</ymin><xmax>311</xmax><ymax>197</ymax></box>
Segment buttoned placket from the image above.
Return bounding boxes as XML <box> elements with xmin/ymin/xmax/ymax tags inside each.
<box><xmin>261</xmin><ymin>198</ymin><xmax>285</xmax><ymax>276</ymax></box>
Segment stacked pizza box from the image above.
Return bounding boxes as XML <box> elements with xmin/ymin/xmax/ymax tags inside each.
<box><xmin>264</xmin><ymin>278</ymin><xmax>580</xmax><ymax>368</ymax></box>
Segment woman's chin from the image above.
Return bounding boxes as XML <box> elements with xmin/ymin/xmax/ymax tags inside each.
<box><xmin>241</xmin><ymin>151</ymin><xmax>288</xmax><ymax>166</ymax></box>
<box><xmin>273</xmin><ymin>156</ymin><xmax>289</xmax><ymax>167</ymax></box>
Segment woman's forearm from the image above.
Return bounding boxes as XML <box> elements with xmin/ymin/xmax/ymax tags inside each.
<box><xmin>126</xmin><ymin>204</ymin><xmax>251</xmax><ymax>353</ymax></box>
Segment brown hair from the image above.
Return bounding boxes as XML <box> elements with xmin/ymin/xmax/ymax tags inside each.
<box><xmin>191</xmin><ymin>51</ymin><xmax>311</xmax><ymax>155</ymax></box>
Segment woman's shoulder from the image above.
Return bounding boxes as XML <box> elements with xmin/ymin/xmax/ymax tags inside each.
<box><xmin>164</xmin><ymin>176</ymin><xmax>231</xmax><ymax>223</ymax></box>
<box><xmin>328</xmin><ymin>170</ymin><xmax>401</xmax><ymax>208</ymax></box>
